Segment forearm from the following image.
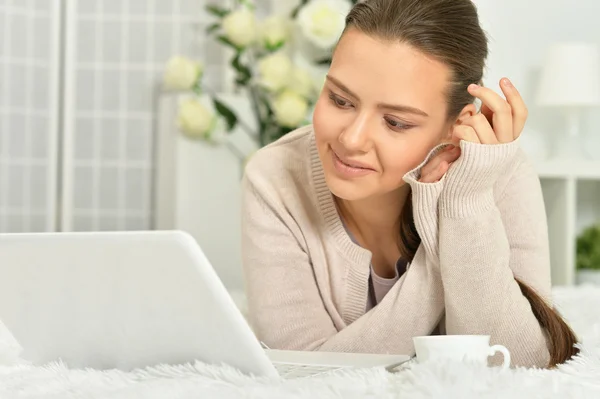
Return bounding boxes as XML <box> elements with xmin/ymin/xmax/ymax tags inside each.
<box><xmin>316</xmin><ymin>248</ymin><xmax>444</xmax><ymax>354</ymax></box>
<box><xmin>439</xmin><ymin>207</ymin><xmax>549</xmax><ymax>367</ymax></box>
<box><xmin>434</xmin><ymin>139</ymin><xmax>551</xmax><ymax>367</ymax></box>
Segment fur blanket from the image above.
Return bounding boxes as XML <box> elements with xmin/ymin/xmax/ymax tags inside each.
<box><xmin>0</xmin><ymin>286</ymin><xmax>599</xmax><ymax>398</ymax></box>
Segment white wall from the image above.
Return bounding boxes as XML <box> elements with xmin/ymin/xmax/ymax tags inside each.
<box><xmin>474</xmin><ymin>0</ymin><xmax>600</xmax><ymax>149</ymax></box>
<box><xmin>474</xmin><ymin>0</ymin><xmax>600</xmax><ymax>241</ymax></box>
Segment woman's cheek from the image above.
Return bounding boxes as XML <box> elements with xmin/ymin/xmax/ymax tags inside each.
<box><xmin>380</xmin><ymin>134</ymin><xmax>439</xmax><ymax>177</ymax></box>
<box><xmin>313</xmin><ymin>96</ymin><xmax>345</xmax><ymax>142</ymax></box>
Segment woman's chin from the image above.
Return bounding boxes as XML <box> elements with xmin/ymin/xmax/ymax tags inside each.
<box><xmin>325</xmin><ymin>175</ymin><xmax>373</xmax><ymax>202</ymax></box>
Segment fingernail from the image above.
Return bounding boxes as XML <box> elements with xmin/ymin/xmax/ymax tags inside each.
<box><xmin>468</xmin><ymin>84</ymin><xmax>480</xmax><ymax>91</ymax></box>
<box><xmin>502</xmin><ymin>78</ymin><xmax>513</xmax><ymax>88</ymax></box>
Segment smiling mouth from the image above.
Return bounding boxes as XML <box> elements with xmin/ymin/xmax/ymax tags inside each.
<box><xmin>332</xmin><ymin>150</ymin><xmax>374</xmax><ymax>171</ymax></box>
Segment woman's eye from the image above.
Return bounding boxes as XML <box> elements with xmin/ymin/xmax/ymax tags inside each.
<box><xmin>384</xmin><ymin>117</ymin><xmax>414</xmax><ymax>131</ymax></box>
<box><xmin>329</xmin><ymin>93</ymin><xmax>352</xmax><ymax>108</ymax></box>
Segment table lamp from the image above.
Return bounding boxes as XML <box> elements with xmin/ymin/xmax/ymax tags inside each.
<box><xmin>536</xmin><ymin>42</ymin><xmax>600</xmax><ymax>159</ymax></box>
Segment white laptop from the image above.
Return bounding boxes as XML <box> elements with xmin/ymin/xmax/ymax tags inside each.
<box><xmin>0</xmin><ymin>230</ymin><xmax>410</xmax><ymax>378</ymax></box>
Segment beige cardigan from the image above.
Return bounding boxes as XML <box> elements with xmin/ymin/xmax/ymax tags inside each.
<box><xmin>241</xmin><ymin>125</ymin><xmax>551</xmax><ymax>367</ymax></box>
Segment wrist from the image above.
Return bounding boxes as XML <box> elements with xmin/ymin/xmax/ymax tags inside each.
<box><xmin>440</xmin><ymin>138</ymin><xmax>521</xmax><ymax>218</ymax></box>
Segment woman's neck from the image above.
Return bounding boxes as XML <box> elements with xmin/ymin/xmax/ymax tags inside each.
<box><xmin>336</xmin><ymin>185</ymin><xmax>410</xmax><ymax>243</ymax></box>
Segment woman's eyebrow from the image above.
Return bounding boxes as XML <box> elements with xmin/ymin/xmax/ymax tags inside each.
<box><xmin>326</xmin><ymin>74</ymin><xmax>429</xmax><ymax>117</ymax></box>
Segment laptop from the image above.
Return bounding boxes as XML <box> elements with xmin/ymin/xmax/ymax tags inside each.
<box><xmin>0</xmin><ymin>230</ymin><xmax>410</xmax><ymax>378</ymax></box>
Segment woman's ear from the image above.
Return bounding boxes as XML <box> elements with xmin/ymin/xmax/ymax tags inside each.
<box><xmin>442</xmin><ymin>103</ymin><xmax>478</xmax><ymax>143</ymax></box>
<box><xmin>455</xmin><ymin>103</ymin><xmax>477</xmax><ymax>125</ymax></box>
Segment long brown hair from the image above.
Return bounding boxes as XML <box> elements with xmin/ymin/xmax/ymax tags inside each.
<box><xmin>345</xmin><ymin>0</ymin><xmax>578</xmax><ymax>368</ymax></box>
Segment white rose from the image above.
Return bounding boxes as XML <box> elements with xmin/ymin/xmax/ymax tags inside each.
<box><xmin>258</xmin><ymin>52</ymin><xmax>293</xmax><ymax>92</ymax></box>
<box><xmin>222</xmin><ymin>8</ymin><xmax>257</xmax><ymax>48</ymax></box>
<box><xmin>297</xmin><ymin>0</ymin><xmax>352</xmax><ymax>49</ymax></box>
<box><xmin>206</xmin><ymin>117</ymin><xmax>229</xmax><ymax>145</ymax></box>
<box><xmin>286</xmin><ymin>67</ymin><xmax>316</xmax><ymax>99</ymax></box>
<box><xmin>272</xmin><ymin>90</ymin><xmax>309</xmax><ymax>128</ymax></box>
<box><xmin>163</xmin><ymin>56</ymin><xmax>203</xmax><ymax>90</ymax></box>
<box><xmin>177</xmin><ymin>98</ymin><xmax>217</xmax><ymax>140</ymax></box>
<box><xmin>259</xmin><ymin>16</ymin><xmax>290</xmax><ymax>50</ymax></box>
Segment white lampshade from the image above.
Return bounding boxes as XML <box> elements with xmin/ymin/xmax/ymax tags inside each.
<box><xmin>536</xmin><ymin>42</ymin><xmax>600</xmax><ymax>107</ymax></box>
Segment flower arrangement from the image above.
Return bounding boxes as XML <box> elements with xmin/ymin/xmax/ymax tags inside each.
<box><xmin>162</xmin><ymin>0</ymin><xmax>358</xmax><ymax>149</ymax></box>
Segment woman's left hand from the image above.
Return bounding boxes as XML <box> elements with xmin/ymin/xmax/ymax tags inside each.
<box><xmin>418</xmin><ymin>78</ymin><xmax>527</xmax><ymax>183</ymax></box>
<box><xmin>453</xmin><ymin>78</ymin><xmax>528</xmax><ymax>145</ymax></box>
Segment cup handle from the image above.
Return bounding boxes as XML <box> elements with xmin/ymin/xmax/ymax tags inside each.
<box><xmin>489</xmin><ymin>345</ymin><xmax>511</xmax><ymax>370</ymax></box>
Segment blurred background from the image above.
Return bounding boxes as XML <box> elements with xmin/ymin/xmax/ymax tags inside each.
<box><xmin>1</xmin><ymin>0</ymin><xmax>599</xmax><ymax>295</ymax></box>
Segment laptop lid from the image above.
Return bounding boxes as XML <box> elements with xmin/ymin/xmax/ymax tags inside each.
<box><xmin>0</xmin><ymin>230</ymin><xmax>277</xmax><ymax>376</ymax></box>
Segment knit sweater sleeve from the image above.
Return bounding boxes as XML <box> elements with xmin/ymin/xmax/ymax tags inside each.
<box><xmin>437</xmin><ymin>139</ymin><xmax>551</xmax><ymax>368</ymax></box>
<box><xmin>241</xmin><ymin>153</ymin><xmax>446</xmax><ymax>354</ymax></box>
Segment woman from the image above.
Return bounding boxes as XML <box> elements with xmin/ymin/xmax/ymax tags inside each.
<box><xmin>241</xmin><ymin>0</ymin><xmax>578</xmax><ymax>368</ymax></box>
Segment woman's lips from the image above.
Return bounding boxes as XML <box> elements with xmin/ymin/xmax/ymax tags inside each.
<box><xmin>331</xmin><ymin>149</ymin><xmax>375</xmax><ymax>177</ymax></box>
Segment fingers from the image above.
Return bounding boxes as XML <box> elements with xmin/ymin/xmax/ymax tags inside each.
<box><xmin>419</xmin><ymin>146</ymin><xmax>461</xmax><ymax>183</ymax></box>
<box><xmin>461</xmin><ymin>113</ymin><xmax>498</xmax><ymax>144</ymax></box>
<box><xmin>480</xmin><ymin>102</ymin><xmax>494</xmax><ymax>127</ymax></box>
<box><xmin>499</xmin><ymin>78</ymin><xmax>528</xmax><ymax>139</ymax></box>
<box><xmin>468</xmin><ymin>83</ymin><xmax>513</xmax><ymax>143</ymax></box>
<box><xmin>419</xmin><ymin>160</ymin><xmax>450</xmax><ymax>183</ymax></box>
<box><xmin>452</xmin><ymin>125</ymin><xmax>480</xmax><ymax>144</ymax></box>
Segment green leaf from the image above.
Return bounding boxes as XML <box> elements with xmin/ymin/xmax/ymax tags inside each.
<box><xmin>212</xmin><ymin>98</ymin><xmax>238</xmax><ymax>131</ymax></box>
<box><xmin>206</xmin><ymin>5</ymin><xmax>230</xmax><ymax>18</ymax></box>
<box><xmin>206</xmin><ymin>23</ymin><xmax>220</xmax><ymax>34</ymax></box>
<box><xmin>265</xmin><ymin>40</ymin><xmax>285</xmax><ymax>53</ymax></box>
<box><xmin>217</xmin><ymin>35</ymin><xmax>242</xmax><ymax>51</ymax></box>
<box><xmin>315</xmin><ymin>57</ymin><xmax>333</xmax><ymax>65</ymax></box>
<box><xmin>231</xmin><ymin>53</ymin><xmax>252</xmax><ymax>85</ymax></box>
<box><xmin>191</xmin><ymin>83</ymin><xmax>202</xmax><ymax>96</ymax></box>
<box><xmin>290</xmin><ymin>0</ymin><xmax>310</xmax><ymax>18</ymax></box>
<box><xmin>259</xmin><ymin>94</ymin><xmax>273</xmax><ymax>117</ymax></box>
<box><xmin>276</xmin><ymin>125</ymin><xmax>291</xmax><ymax>140</ymax></box>
<box><xmin>232</xmin><ymin>56</ymin><xmax>250</xmax><ymax>75</ymax></box>
<box><xmin>238</xmin><ymin>0</ymin><xmax>256</xmax><ymax>10</ymax></box>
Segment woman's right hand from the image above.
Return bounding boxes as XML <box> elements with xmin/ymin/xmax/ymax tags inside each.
<box><xmin>419</xmin><ymin>145</ymin><xmax>462</xmax><ymax>183</ymax></box>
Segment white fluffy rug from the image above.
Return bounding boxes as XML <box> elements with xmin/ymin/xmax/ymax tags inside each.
<box><xmin>1</xmin><ymin>286</ymin><xmax>599</xmax><ymax>399</ymax></box>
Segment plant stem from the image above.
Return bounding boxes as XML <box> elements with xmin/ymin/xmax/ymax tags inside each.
<box><xmin>290</xmin><ymin>0</ymin><xmax>309</xmax><ymax>18</ymax></box>
<box><xmin>250</xmin><ymin>86</ymin><xmax>267</xmax><ymax>147</ymax></box>
<box><xmin>225</xmin><ymin>140</ymin><xmax>247</xmax><ymax>162</ymax></box>
<box><xmin>200</xmin><ymin>85</ymin><xmax>258</xmax><ymax>143</ymax></box>
<box><xmin>244</xmin><ymin>49</ymin><xmax>267</xmax><ymax>147</ymax></box>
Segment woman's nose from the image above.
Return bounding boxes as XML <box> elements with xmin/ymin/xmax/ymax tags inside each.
<box><xmin>338</xmin><ymin>114</ymin><xmax>373</xmax><ymax>153</ymax></box>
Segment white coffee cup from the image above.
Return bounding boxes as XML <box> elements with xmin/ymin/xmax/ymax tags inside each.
<box><xmin>412</xmin><ymin>335</ymin><xmax>511</xmax><ymax>370</ymax></box>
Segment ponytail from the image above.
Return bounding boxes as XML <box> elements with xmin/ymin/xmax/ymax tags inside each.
<box><xmin>515</xmin><ymin>278</ymin><xmax>579</xmax><ymax>367</ymax></box>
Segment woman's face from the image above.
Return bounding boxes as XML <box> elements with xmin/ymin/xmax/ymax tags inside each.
<box><xmin>313</xmin><ymin>28</ymin><xmax>455</xmax><ymax>201</ymax></box>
